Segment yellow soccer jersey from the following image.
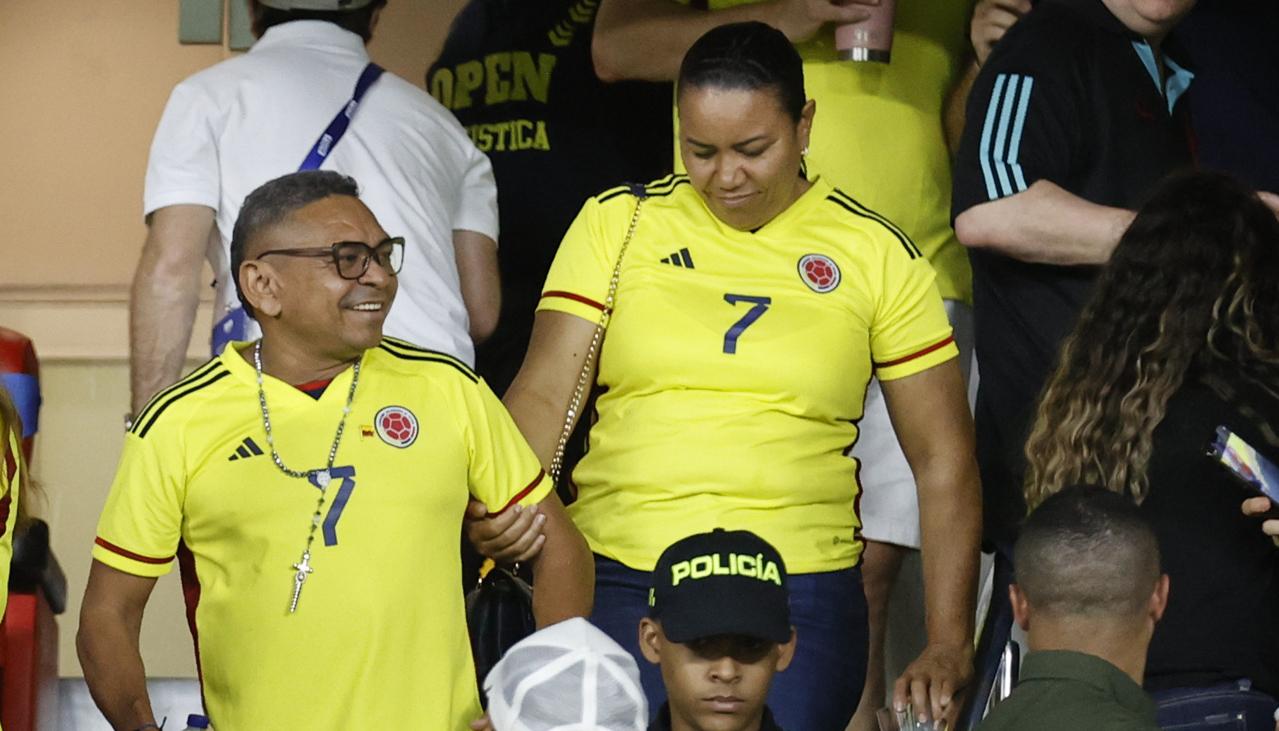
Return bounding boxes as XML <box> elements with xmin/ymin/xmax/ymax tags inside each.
<box><xmin>673</xmin><ymin>0</ymin><xmax>975</xmax><ymax>303</ymax></box>
<box><xmin>539</xmin><ymin>175</ymin><xmax>956</xmax><ymax>573</ymax></box>
<box><xmin>93</xmin><ymin>338</ymin><xmax>550</xmax><ymax>731</ymax></box>
<box><xmin>0</xmin><ymin>419</ymin><xmax>21</xmax><ymax>624</ymax></box>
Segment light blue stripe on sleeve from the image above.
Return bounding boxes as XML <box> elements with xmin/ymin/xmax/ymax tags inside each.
<box><xmin>978</xmin><ymin>74</ymin><xmax>1008</xmax><ymax>201</ymax></box>
<box><xmin>992</xmin><ymin>74</ymin><xmax>1021</xmax><ymax>198</ymax></box>
<box><xmin>1007</xmin><ymin>77</ymin><xmax>1035</xmax><ymax>193</ymax></box>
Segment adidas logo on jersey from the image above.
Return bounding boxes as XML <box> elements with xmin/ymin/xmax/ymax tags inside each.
<box><xmin>659</xmin><ymin>248</ymin><xmax>695</xmax><ymax>269</ymax></box>
<box><xmin>227</xmin><ymin>436</ymin><xmax>264</xmax><ymax>462</ymax></box>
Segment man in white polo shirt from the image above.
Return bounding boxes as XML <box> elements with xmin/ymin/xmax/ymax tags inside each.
<box><xmin>130</xmin><ymin>0</ymin><xmax>500</xmax><ymax>414</ymax></box>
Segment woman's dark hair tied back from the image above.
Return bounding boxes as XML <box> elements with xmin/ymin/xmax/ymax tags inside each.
<box><xmin>677</xmin><ymin>21</ymin><xmax>806</xmax><ymax>122</ymax></box>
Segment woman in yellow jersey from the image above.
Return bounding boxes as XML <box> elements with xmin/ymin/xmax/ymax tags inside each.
<box><xmin>488</xmin><ymin>22</ymin><xmax>980</xmax><ymax>729</ymax></box>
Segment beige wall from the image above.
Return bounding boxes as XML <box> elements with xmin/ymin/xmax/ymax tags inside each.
<box><xmin>0</xmin><ymin>0</ymin><xmax>464</xmax><ymax>288</ymax></box>
<box><xmin>0</xmin><ymin>0</ymin><xmax>466</xmax><ymax>677</ymax></box>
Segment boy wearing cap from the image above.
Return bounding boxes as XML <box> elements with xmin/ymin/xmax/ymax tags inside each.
<box><xmin>639</xmin><ymin>529</ymin><xmax>796</xmax><ymax>731</ymax></box>
<box><xmin>480</xmin><ymin>617</ymin><xmax>649</xmax><ymax>731</ymax></box>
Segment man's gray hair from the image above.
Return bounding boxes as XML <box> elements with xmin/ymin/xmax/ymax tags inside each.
<box><xmin>230</xmin><ymin>170</ymin><xmax>360</xmax><ymax>316</ymax></box>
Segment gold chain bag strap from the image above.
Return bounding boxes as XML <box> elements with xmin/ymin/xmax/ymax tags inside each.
<box><xmin>467</xmin><ymin>189</ymin><xmax>644</xmax><ymax>695</ymax></box>
<box><xmin>548</xmin><ymin>189</ymin><xmax>645</xmax><ymax>485</ymax></box>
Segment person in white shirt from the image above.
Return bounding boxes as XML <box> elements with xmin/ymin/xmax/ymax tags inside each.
<box><xmin>130</xmin><ymin>0</ymin><xmax>500</xmax><ymax>414</ymax></box>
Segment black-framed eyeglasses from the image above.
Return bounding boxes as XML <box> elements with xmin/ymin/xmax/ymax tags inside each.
<box><xmin>255</xmin><ymin>237</ymin><xmax>405</xmax><ymax>280</ymax></box>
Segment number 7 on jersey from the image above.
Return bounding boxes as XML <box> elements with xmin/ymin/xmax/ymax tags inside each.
<box><xmin>723</xmin><ymin>294</ymin><xmax>771</xmax><ymax>354</ymax></box>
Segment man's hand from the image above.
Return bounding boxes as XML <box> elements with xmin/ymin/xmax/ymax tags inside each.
<box><xmin>1242</xmin><ymin>496</ymin><xmax>1279</xmax><ymax>545</ymax></box>
<box><xmin>767</xmin><ymin>0</ymin><xmax>878</xmax><ymax>45</ymax></box>
<box><xmin>970</xmin><ymin>0</ymin><xmax>1030</xmax><ymax>66</ymax></box>
<box><xmin>464</xmin><ymin>499</ymin><xmax>547</xmax><ymax>563</ymax></box>
<box><xmin>594</xmin><ymin>0</ymin><xmax>877</xmax><ymax>82</ymax></box>
<box><xmin>893</xmin><ymin>642</ymin><xmax>974</xmax><ymax>728</ymax></box>
<box><xmin>469</xmin><ymin>714</ymin><xmax>495</xmax><ymax>731</ymax></box>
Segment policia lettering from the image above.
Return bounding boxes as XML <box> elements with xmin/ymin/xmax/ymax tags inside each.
<box><xmin>428</xmin><ymin>52</ymin><xmax>556</xmax><ymax>153</ymax></box>
<box><xmin>670</xmin><ymin>552</ymin><xmax>783</xmax><ymax>587</ymax></box>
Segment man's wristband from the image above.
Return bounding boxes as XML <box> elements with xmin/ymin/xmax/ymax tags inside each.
<box><xmin>133</xmin><ymin>719</ymin><xmax>165</xmax><ymax>731</ymax></box>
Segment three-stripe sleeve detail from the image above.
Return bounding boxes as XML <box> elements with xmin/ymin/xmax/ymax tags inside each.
<box><xmin>979</xmin><ymin>73</ymin><xmax>1036</xmax><ymax>200</ymax></box>
<box><xmin>378</xmin><ymin>338</ymin><xmax>479</xmax><ymax>383</ymax></box>
<box><xmin>1008</xmin><ymin>78</ymin><xmax>1034</xmax><ymax>191</ymax></box>
<box><xmin>130</xmin><ymin>360</ymin><xmax>221</xmax><ymax>434</ymax></box>
<box><xmin>597</xmin><ymin>175</ymin><xmax>689</xmax><ymax>204</ymax></box>
<box><xmin>134</xmin><ymin>365</ymin><xmax>231</xmax><ymax>439</ymax></box>
<box><xmin>825</xmin><ymin>191</ymin><xmax>922</xmax><ymax>259</ymax></box>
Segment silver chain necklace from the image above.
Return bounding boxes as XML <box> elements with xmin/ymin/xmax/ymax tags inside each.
<box><xmin>253</xmin><ymin>340</ymin><xmax>361</xmax><ymax>613</ymax></box>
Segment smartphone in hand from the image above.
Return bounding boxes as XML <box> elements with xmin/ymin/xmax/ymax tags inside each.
<box><xmin>1207</xmin><ymin>425</ymin><xmax>1279</xmax><ymax>520</ymax></box>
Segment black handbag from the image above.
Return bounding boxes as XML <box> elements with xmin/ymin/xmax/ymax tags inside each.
<box><xmin>466</xmin><ymin>562</ymin><xmax>535</xmax><ymax>695</ymax></box>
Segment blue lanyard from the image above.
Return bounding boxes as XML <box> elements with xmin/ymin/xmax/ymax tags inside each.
<box><xmin>211</xmin><ymin>62</ymin><xmax>385</xmax><ymax>356</ymax></box>
<box><xmin>298</xmin><ymin>62</ymin><xmax>385</xmax><ymax>171</ymax></box>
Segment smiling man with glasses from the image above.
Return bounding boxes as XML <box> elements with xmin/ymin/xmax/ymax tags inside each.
<box><xmin>78</xmin><ymin>171</ymin><xmax>593</xmax><ymax>731</ymax></box>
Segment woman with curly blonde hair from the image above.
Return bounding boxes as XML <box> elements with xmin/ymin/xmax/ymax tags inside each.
<box><xmin>1024</xmin><ymin>170</ymin><xmax>1279</xmax><ymax>729</ymax></box>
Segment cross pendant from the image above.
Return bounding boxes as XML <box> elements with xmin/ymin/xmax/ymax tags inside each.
<box><xmin>289</xmin><ymin>550</ymin><xmax>315</xmax><ymax>614</ymax></box>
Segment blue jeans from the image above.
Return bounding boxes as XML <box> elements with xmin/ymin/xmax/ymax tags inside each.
<box><xmin>590</xmin><ymin>554</ymin><xmax>868</xmax><ymax>731</ymax></box>
<box><xmin>1152</xmin><ymin>680</ymin><xmax>1277</xmax><ymax>731</ymax></box>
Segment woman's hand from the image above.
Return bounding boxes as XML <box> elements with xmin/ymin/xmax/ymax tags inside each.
<box><xmin>465</xmin><ymin>499</ymin><xmax>547</xmax><ymax>564</ymax></box>
<box><xmin>893</xmin><ymin>641</ymin><xmax>974</xmax><ymax>729</ymax></box>
<box><xmin>1241</xmin><ymin>496</ymin><xmax>1279</xmax><ymax>546</ymax></box>
<box><xmin>881</xmin><ymin>358</ymin><xmax>981</xmax><ymax>729</ymax></box>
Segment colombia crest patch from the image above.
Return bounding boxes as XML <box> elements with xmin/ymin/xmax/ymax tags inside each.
<box><xmin>374</xmin><ymin>406</ymin><xmax>419</xmax><ymax>448</ymax></box>
<box><xmin>798</xmin><ymin>253</ymin><xmax>841</xmax><ymax>293</ymax></box>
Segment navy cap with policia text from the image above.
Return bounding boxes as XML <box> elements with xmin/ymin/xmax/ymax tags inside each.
<box><xmin>649</xmin><ymin>529</ymin><xmax>791</xmax><ymax>644</ymax></box>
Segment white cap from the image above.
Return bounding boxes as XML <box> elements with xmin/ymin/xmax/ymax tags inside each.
<box><xmin>256</xmin><ymin>0</ymin><xmax>377</xmax><ymax>10</ymax></box>
<box><xmin>484</xmin><ymin>618</ymin><xmax>648</xmax><ymax>731</ymax></box>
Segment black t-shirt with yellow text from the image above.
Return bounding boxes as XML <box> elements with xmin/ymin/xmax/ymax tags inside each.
<box><xmin>428</xmin><ymin>0</ymin><xmax>673</xmax><ymax>395</ymax></box>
